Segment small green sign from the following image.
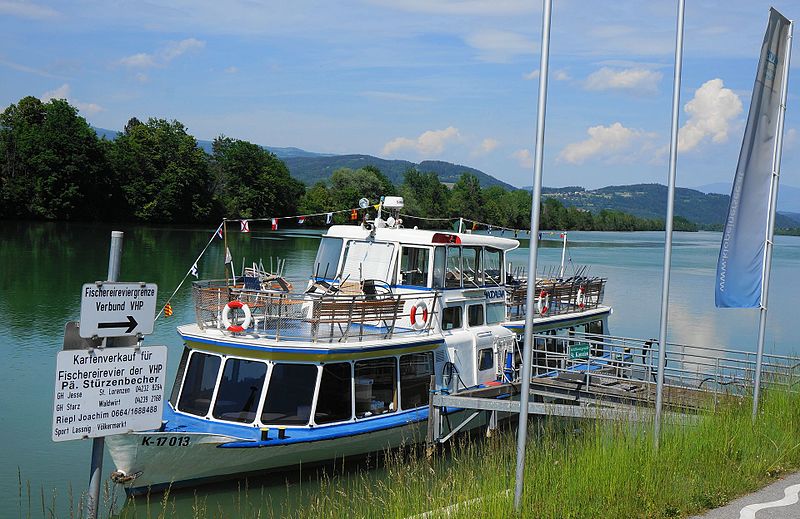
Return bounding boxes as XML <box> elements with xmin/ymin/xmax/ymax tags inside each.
<box><xmin>569</xmin><ymin>342</ymin><xmax>590</xmax><ymax>360</ymax></box>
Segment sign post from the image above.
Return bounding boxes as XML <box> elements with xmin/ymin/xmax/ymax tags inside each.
<box><xmin>50</xmin><ymin>231</ymin><xmax>163</xmax><ymax>519</ymax></box>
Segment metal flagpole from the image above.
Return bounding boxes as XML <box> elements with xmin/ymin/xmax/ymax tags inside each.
<box><xmin>753</xmin><ymin>19</ymin><xmax>793</xmax><ymax>420</ymax></box>
<box><xmin>514</xmin><ymin>0</ymin><xmax>552</xmax><ymax>510</ymax></box>
<box><xmin>87</xmin><ymin>231</ymin><xmax>124</xmax><ymax>519</ymax></box>
<box><xmin>654</xmin><ymin>0</ymin><xmax>686</xmax><ymax>448</ymax></box>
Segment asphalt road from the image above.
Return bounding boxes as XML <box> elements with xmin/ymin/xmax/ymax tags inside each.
<box><xmin>692</xmin><ymin>471</ymin><xmax>800</xmax><ymax>519</ymax></box>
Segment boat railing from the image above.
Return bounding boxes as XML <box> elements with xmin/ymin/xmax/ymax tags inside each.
<box><xmin>192</xmin><ymin>279</ymin><xmax>438</xmax><ymax>343</ymax></box>
<box><xmin>521</xmin><ymin>331</ymin><xmax>800</xmax><ymax>407</ymax></box>
<box><xmin>507</xmin><ymin>277</ymin><xmax>606</xmax><ymax>319</ymax></box>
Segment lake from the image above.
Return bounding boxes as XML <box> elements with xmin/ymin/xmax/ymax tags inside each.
<box><xmin>1</xmin><ymin>220</ymin><xmax>798</xmax><ymax>516</ymax></box>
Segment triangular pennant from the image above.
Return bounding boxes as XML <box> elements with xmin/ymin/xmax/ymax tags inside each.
<box><xmin>240</xmin><ymin>220</ymin><xmax>250</xmax><ymax>233</ymax></box>
<box><xmin>298</xmin><ymin>216</ymin><xmax>305</xmax><ymax>224</ymax></box>
<box><xmin>326</xmin><ymin>212</ymin><xmax>333</xmax><ymax>224</ymax></box>
<box><xmin>350</xmin><ymin>209</ymin><xmax>358</xmax><ymax>220</ymax></box>
<box><xmin>190</xmin><ymin>262</ymin><xmax>199</xmax><ymax>278</ymax></box>
<box><xmin>225</xmin><ymin>247</ymin><xmax>232</xmax><ymax>264</ymax></box>
<box><xmin>271</xmin><ymin>218</ymin><xmax>278</xmax><ymax>231</ymax></box>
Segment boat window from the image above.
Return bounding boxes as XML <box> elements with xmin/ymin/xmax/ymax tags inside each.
<box><xmin>212</xmin><ymin>358</ymin><xmax>268</xmax><ymax>423</ymax></box>
<box><xmin>587</xmin><ymin>320</ymin><xmax>604</xmax><ymax>335</ymax></box>
<box><xmin>433</xmin><ymin>247</ymin><xmax>446</xmax><ymax>288</ymax></box>
<box><xmin>169</xmin><ymin>346</ymin><xmax>190</xmax><ymax>407</ymax></box>
<box><xmin>462</xmin><ymin>247</ymin><xmax>482</xmax><ymax>287</ymax></box>
<box><xmin>484</xmin><ymin>248</ymin><xmax>503</xmax><ymax>286</ymax></box>
<box><xmin>340</xmin><ymin>240</ymin><xmax>395</xmax><ymax>283</ymax></box>
<box><xmin>468</xmin><ymin>304</ymin><xmax>484</xmax><ymax>326</ymax></box>
<box><xmin>478</xmin><ymin>348</ymin><xmax>494</xmax><ymax>371</ymax></box>
<box><xmin>486</xmin><ymin>302</ymin><xmax>506</xmax><ymax>324</ymax></box>
<box><xmin>313</xmin><ymin>237</ymin><xmax>343</xmax><ymax>280</ymax></box>
<box><xmin>442</xmin><ymin>306</ymin><xmax>462</xmax><ymax>330</ymax></box>
<box><xmin>355</xmin><ymin>358</ymin><xmax>397</xmax><ymax>418</ymax></box>
<box><xmin>314</xmin><ymin>363</ymin><xmax>353</xmax><ymax>425</ymax></box>
<box><xmin>399</xmin><ymin>247</ymin><xmax>431</xmax><ymax>287</ymax></box>
<box><xmin>177</xmin><ymin>351</ymin><xmax>221</xmax><ymax>417</ymax></box>
<box><xmin>400</xmin><ymin>352</ymin><xmax>434</xmax><ymax>409</ymax></box>
<box><xmin>261</xmin><ymin>364</ymin><xmax>318</xmax><ymax>425</ymax></box>
<box><xmin>445</xmin><ymin>247</ymin><xmax>461</xmax><ymax>288</ymax></box>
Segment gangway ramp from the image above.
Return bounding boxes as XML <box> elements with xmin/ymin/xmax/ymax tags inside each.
<box><xmin>426</xmin><ymin>332</ymin><xmax>800</xmax><ymax>447</ymax></box>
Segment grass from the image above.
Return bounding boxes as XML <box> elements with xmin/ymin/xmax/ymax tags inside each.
<box><xmin>26</xmin><ymin>387</ymin><xmax>800</xmax><ymax>518</ymax></box>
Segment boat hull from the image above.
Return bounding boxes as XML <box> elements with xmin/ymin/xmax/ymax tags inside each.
<box><xmin>107</xmin><ymin>420</ymin><xmax>423</xmax><ymax>495</ymax></box>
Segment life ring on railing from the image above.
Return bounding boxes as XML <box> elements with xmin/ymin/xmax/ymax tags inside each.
<box><xmin>537</xmin><ymin>290</ymin><xmax>550</xmax><ymax>315</ymax></box>
<box><xmin>576</xmin><ymin>286</ymin><xmax>586</xmax><ymax>309</ymax></box>
<box><xmin>410</xmin><ymin>301</ymin><xmax>429</xmax><ymax>330</ymax></box>
<box><xmin>222</xmin><ymin>300</ymin><xmax>252</xmax><ymax>333</ymax></box>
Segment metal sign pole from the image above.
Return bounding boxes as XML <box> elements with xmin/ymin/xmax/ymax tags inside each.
<box><xmin>753</xmin><ymin>19</ymin><xmax>793</xmax><ymax>420</ymax></box>
<box><xmin>653</xmin><ymin>0</ymin><xmax>686</xmax><ymax>450</ymax></box>
<box><xmin>514</xmin><ymin>0</ymin><xmax>552</xmax><ymax>510</ymax></box>
<box><xmin>87</xmin><ymin>230</ymin><xmax>123</xmax><ymax>519</ymax></box>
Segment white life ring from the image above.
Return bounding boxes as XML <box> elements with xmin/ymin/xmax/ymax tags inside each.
<box><xmin>410</xmin><ymin>301</ymin><xmax>429</xmax><ymax>330</ymax></box>
<box><xmin>576</xmin><ymin>286</ymin><xmax>585</xmax><ymax>309</ymax></box>
<box><xmin>537</xmin><ymin>290</ymin><xmax>550</xmax><ymax>315</ymax></box>
<box><xmin>222</xmin><ymin>300</ymin><xmax>252</xmax><ymax>333</ymax></box>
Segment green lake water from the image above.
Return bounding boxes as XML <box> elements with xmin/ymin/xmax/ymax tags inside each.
<box><xmin>1</xmin><ymin>221</ymin><xmax>798</xmax><ymax>516</ymax></box>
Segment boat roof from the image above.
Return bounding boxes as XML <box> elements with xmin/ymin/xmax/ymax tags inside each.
<box><xmin>323</xmin><ymin>225</ymin><xmax>519</xmax><ymax>251</ymax></box>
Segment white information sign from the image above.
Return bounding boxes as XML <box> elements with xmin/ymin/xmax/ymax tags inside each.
<box><xmin>52</xmin><ymin>346</ymin><xmax>168</xmax><ymax>442</ymax></box>
<box><xmin>79</xmin><ymin>282</ymin><xmax>158</xmax><ymax>338</ymax></box>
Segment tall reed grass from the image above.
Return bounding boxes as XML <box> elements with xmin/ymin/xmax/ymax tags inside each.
<box><xmin>29</xmin><ymin>388</ymin><xmax>800</xmax><ymax>518</ymax></box>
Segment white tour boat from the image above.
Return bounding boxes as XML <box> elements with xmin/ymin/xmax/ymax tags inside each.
<box><xmin>107</xmin><ymin>196</ymin><xmax>611</xmax><ymax>494</ymax></box>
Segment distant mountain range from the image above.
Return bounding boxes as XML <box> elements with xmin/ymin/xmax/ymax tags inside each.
<box><xmin>92</xmin><ymin>127</ymin><xmax>800</xmax><ymax>227</ymax></box>
<box><xmin>93</xmin><ymin>127</ymin><xmax>513</xmax><ymax>189</ymax></box>
<box><xmin>694</xmin><ymin>182</ymin><xmax>800</xmax><ymax>214</ymax></box>
<box><xmin>541</xmin><ymin>184</ymin><xmax>800</xmax><ymax>228</ymax></box>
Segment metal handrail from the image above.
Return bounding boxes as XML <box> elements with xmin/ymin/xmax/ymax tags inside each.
<box><xmin>191</xmin><ymin>279</ymin><xmax>439</xmax><ymax>343</ymax></box>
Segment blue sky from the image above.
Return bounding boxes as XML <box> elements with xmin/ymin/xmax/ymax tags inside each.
<box><xmin>1</xmin><ymin>0</ymin><xmax>798</xmax><ymax>189</ymax></box>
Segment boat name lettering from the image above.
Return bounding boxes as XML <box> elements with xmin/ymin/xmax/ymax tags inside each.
<box><xmin>141</xmin><ymin>436</ymin><xmax>191</xmax><ymax>447</ymax></box>
<box><xmin>485</xmin><ymin>289</ymin><xmax>506</xmax><ymax>300</ymax></box>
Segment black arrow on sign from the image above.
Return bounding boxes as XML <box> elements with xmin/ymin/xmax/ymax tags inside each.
<box><xmin>98</xmin><ymin>315</ymin><xmax>138</xmax><ymax>334</ymax></box>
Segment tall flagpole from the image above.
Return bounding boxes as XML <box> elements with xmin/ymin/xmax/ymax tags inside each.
<box><xmin>514</xmin><ymin>0</ymin><xmax>552</xmax><ymax>510</ymax></box>
<box><xmin>753</xmin><ymin>19</ymin><xmax>793</xmax><ymax>420</ymax></box>
<box><xmin>654</xmin><ymin>0</ymin><xmax>686</xmax><ymax>448</ymax></box>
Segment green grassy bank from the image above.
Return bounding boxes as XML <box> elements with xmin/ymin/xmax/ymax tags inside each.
<box><xmin>37</xmin><ymin>388</ymin><xmax>800</xmax><ymax>519</ymax></box>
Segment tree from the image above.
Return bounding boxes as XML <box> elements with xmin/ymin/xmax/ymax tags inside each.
<box><xmin>448</xmin><ymin>172</ymin><xmax>484</xmax><ymax>221</ymax></box>
<box><xmin>329</xmin><ymin>167</ymin><xmax>392</xmax><ymax>208</ymax></box>
<box><xmin>0</xmin><ymin>96</ymin><xmax>110</xmax><ymax>220</ymax></box>
<box><xmin>401</xmin><ymin>168</ymin><xmax>450</xmax><ymax>221</ymax></box>
<box><xmin>212</xmin><ymin>136</ymin><xmax>304</xmax><ymax>219</ymax></box>
<box><xmin>108</xmin><ymin>118</ymin><xmax>216</xmax><ymax>222</ymax></box>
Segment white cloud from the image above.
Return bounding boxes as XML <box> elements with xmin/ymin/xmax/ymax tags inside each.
<box><xmin>0</xmin><ymin>0</ymin><xmax>58</xmax><ymax>19</ymax></box>
<box><xmin>366</xmin><ymin>0</ymin><xmax>534</xmax><ymax>16</ymax></box>
<box><xmin>119</xmin><ymin>38</ymin><xmax>205</xmax><ymax>69</ymax></box>
<box><xmin>361</xmin><ymin>91</ymin><xmax>434</xmax><ymax>102</ymax></box>
<box><xmin>41</xmin><ymin>83</ymin><xmax>104</xmax><ymax>115</ymax></box>
<box><xmin>224</xmin><ymin>66</ymin><xmax>239</xmax><ymax>74</ymax></box>
<box><xmin>558</xmin><ymin>122</ymin><xmax>643</xmax><ymax>164</ymax></box>
<box><xmin>677</xmin><ymin>78</ymin><xmax>742</xmax><ymax>152</ymax></box>
<box><xmin>585</xmin><ymin>67</ymin><xmax>662</xmax><ymax>93</ymax></box>
<box><xmin>512</xmin><ymin>149</ymin><xmax>533</xmax><ymax>168</ymax></box>
<box><xmin>465</xmin><ymin>30</ymin><xmax>534</xmax><ymax>62</ymax></box>
<box><xmin>471</xmin><ymin>138</ymin><xmax>500</xmax><ymax>157</ymax></box>
<box><xmin>554</xmin><ymin>70</ymin><xmax>571</xmax><ymax>81</ymax></box>
<box><xmin>523</xmin><ymin>68</ymin><xmax>569</xmax><ymax>81</ymax></box>
<box><xmin>382</xmin><ymin>126</ymin><xmax>460</xmax><ymax>156</ymax></box>
<box><xmin>523</xmin><ymin>69</ymin><xmax>539</xmax><ymax>81</ymax></box>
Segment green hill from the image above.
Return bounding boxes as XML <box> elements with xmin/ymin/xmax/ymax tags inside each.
<box><xmin>542</xmin><ymin>183</ymin><xmax>798</xmax><ymax>228</ymax></box>
<box><xmin>282</xmin><ymin>154</ymin><xmax>516</xmax><ymax>190</ymax></box>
